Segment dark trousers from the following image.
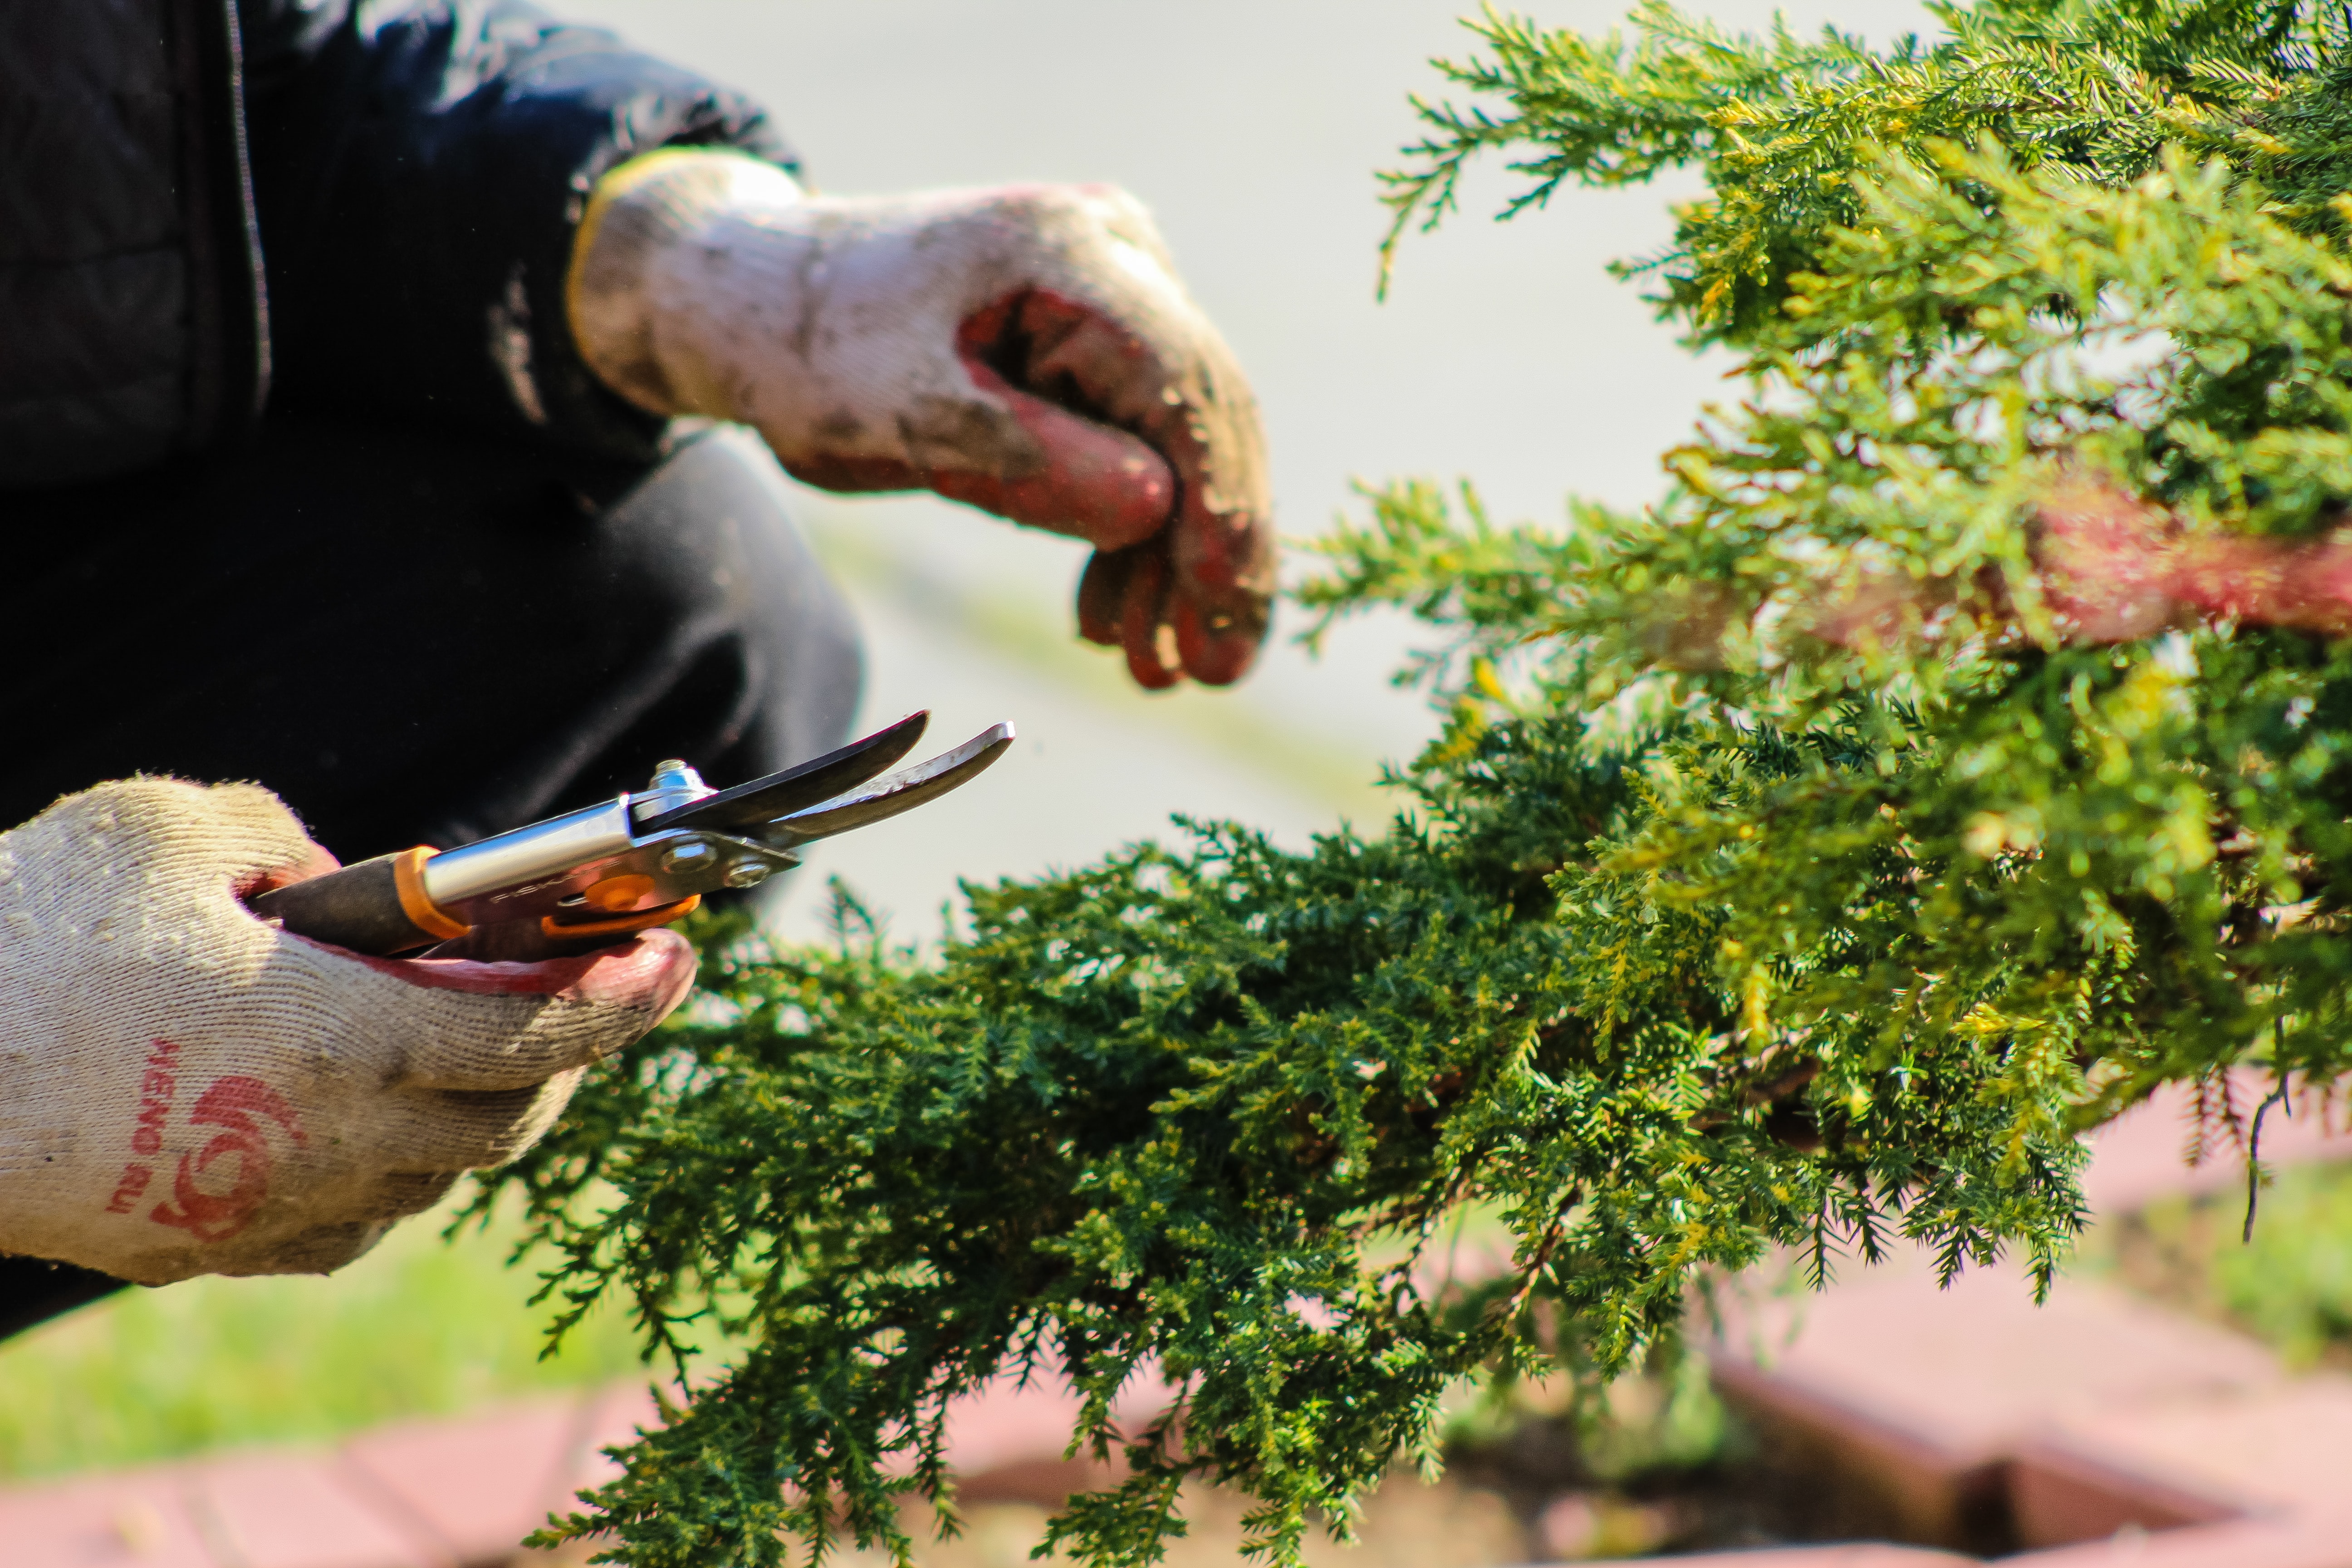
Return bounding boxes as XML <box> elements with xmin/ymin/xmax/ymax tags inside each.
<box><xmin>0</xmin><ymin>415</ymin><xmax>863</xmax><ymax>1335</ymax></box>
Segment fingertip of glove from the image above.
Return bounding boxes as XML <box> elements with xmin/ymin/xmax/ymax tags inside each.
<box><xmin>1118</xmin><ymin>554</ymin><xmax>1186</xmax><ymax>690</ymax></box>
<box><xmin>1125</xmin><ymin>642</ymin><xmax>1185</xmax><ymax>690</ymax></box>
<box><xmin>1183</xmin><ymin>635</ymin><xmax>1260</xmax><ymax>687</ymax></box>
<box><xmin>1171</xmin><ymin>596</ymin><xmax>1267</xmax><ymax>686</ymax></box>
<box><xmin>1077</xmin><ymin>549</ymin><xmax>1132</xmax><ymax>645</ymax></box>
<box><xmin>576</xmin><ymin>927</ymin><xmax>699</xmax><ymax>1022</ymax></box>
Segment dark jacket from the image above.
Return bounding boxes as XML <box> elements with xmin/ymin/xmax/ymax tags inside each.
<box><xmin>0</xmin><ymin>0</ymin><xmax>793</xmax><ymax>490</ymax></box>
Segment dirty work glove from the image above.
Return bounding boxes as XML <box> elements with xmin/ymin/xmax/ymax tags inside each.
<box><xmin>0</xmin><ymin>780</ymin><xmax>695</xmax><ymax>1286</ymax></box>
<box><xmin>567</xmin><ymin>149</ymin><xmax>1274</xmax><ymax>690</ymax></box>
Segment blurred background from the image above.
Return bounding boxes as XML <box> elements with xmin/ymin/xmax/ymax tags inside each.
<box><xmin>26</xmin><ymin>5</ymin><xmax>2352</xmax><ymax>1568</ymax></box>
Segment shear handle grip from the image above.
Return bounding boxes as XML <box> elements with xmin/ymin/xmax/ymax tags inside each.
<box><xmin>249</xmin><ymin>849</ymin><xmax>458</xmax><ymax>956</ymax></box>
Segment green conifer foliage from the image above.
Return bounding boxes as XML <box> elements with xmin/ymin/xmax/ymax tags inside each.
<box><xmin>476</xmin><ymin>4</ymin><xmax>2352</xmax><ymax>1563</ymax></box>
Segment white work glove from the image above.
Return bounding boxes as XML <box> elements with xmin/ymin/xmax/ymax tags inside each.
<box><xmin>0</xmin><ymin>780</ymin><xmax>695</xmax><ymax>1286</ymax></box>
<box><xmin>567</xmin><ymin>149</ymin><xmax>1274</xmax><ymax>690</ymax></box>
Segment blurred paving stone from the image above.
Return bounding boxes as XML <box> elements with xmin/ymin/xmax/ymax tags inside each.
<box><xmin>0</xmin><ymin>1464</ymin><xmax>218</xmax><ymax>1568</ymax></box>
<box><xmin>943</xmin><ymin>1375</ymin><xmax>1089</xmax><ymax>1480</ymax></box>
<box><xmin>2003</xmin><ymin>1439</ymin><xmax>2239</xmax><ymax>1549</ymax></box>
<box><xmin>2080</xmin><ymin>1077</ymin><xmax>2352</xmax><ymax>1217</ymax></box>
<box><xmin>185</xmin><ymin>1447</ymin><xmax>451</xmax><ymax>1568</ymax></box>
<box><xmin>555</xmin><ymin>1382</ymin><xmax>660</xmax><ymax>1502</ymax></box>
<box><xmin>941</xmin><ymin>1367</ymin><xmax>1175</xmax><ymax>1479</ymax></box>
<box><xmin>933</xmin><ymin>1374</ymin><xmax>1115</xmax><ymax>1505</ymax></box>
<box><xmin>340</xmin><ymin>1396</ymin><xmax>583</xmax><ymax>1566</ymax></box>
<box><xmin>1707</xmin><ymin>1252</ymin><xmax>2275</xmax><ymax>1546</ymax></box>
<box><xmin>2013</xmin><ymin>1516</ymin><xmax>2352</xmax><ymax>1567</ymax></box>
<box><xmin>2026</xmin><ymin>1375</ymin><xmax>2352</xmax><ymax>1525</ymax></box>
<box><xmin>1576</xmin><ymin>1545</ymin><xmax>1977</xmax><ymax>1566</ymax></box>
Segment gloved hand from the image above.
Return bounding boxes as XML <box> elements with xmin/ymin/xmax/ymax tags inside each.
<box><xmin>0</xmin><ymin>780</ymin><xmax>695</xmax><ymax>1286</ymax></box>
<box><xmin>567</xmin><ymin>149</ymin><xmax>1274</xmax><ymax>690</ymax></box>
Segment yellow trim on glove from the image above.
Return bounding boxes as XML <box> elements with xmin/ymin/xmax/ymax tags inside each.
<box><xmin>567</xmin><ymin>147</ymin><xmax>769</xmax><ymax>357</ymax></box>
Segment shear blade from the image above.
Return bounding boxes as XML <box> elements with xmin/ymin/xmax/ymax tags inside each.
<box><xmin>643</xmin><ymin>711</ymin><xmax>930</xmax><ymax>835</ymax></box>
<box><xmin>769</xmin><ymin>722</ymin><xmax>1015</xmax><ymax>844</ymax></box>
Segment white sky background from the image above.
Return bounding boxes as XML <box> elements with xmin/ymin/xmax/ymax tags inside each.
<box><xmin>555</xmin><ymin>0</ymin><xmax>1933</xmax><ymax>942</ymax></box>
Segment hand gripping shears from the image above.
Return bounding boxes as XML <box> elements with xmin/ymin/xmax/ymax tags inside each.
<box><xmin>250</xmin><ymin>713</ymin><xmax>1012</xmax><ymax>956</ymax></box>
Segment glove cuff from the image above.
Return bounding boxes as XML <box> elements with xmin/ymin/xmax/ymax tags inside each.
<box><xmin>566</xmin><ymin>148</ymin><xmax>805</xmax><ymax>418</ymax></box>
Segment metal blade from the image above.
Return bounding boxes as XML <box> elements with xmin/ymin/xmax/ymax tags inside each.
<box><xmin>642</xmin><ymin>711</ymin><xmax>930</xmax><ymax>835</ymax></box>
<box><xmin>768</xmin><ymin>722</ymin><xmax>1015</xmax><ymax>844</ymax></box>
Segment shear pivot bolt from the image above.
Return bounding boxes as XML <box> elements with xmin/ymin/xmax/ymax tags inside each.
<box><xmin>721</xmin><ymin>860</ymin><xmax>770</xmax><ymax>890</ymax></box>
<box><xmin>660</xmin><ymin>841</ymin><xmax>715</xmax><ymax>873</ymax></box>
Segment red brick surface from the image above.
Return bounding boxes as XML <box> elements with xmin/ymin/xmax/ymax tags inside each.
<box><xmin>0</xmin><ymin>1465</ymin><xmax>221</xmax><ymax>1568</ymax></box>
<box><xmin>2015</xmin><ymin>1518</ymin><xmax>2352</xmax><ymax>1568</ymax></box>
<box><xmin>939</xmin><ymin>1367</ymin><xmax>1177</xmax><ymax>1497</ymax></box>
<box><xmin>339</xmin><ymin>1397</ymin><xmax>580</xmax><ymax>1565</ymax></box>
<box><xmin>1574</xmin><ymin>1550</ymin><xmax>1975</xmax><ymax>1567</ymax></box>
<box><xmin>558</xmin><ymin>1382</ymin><xmax>661</xmax><ymax>1502</ymax></box>
<box><xmin>2078</xmin><ymin>1076</ymin><xmax>2352</xmax><ymax>1217</ymax></box>
<box><xmin>182</xmin><ymin>1448</ymin><xmax>451</xmax><ymax>1568</ymax></box>
<box><xmin>1572</xmin><ymin>1093</ymin><xmax>2352</xmax><ymax>1568</ymax></box>
<box><xmin>1712</xmin><ymin>1253</ymin><xmax>2281</xmax><ymax>1460</ymax></box>
<box><xmin>1706</xmin><ymin>1249</ymin><xmax>2275</xmax><ymax>1543</ymax></box>
<box><xmin>2030</xmin><ymin>1374</ymin><xmax>2352</xmax><ymax>1520</ymax></box>
<box><xmin>7</xmin><ymin>1084</ymin><xmax>2350</xmax><ymax>1568</ymax></box>
<box><xmin>0</xmin><ymin>1406</ymin><xmax>584</xmax><ymax>1568</ymax></box>
<box><xmin>2004</xmin><ymin>1439</ymin><xmax>2241</xmax><ymax>1548</ymax></box>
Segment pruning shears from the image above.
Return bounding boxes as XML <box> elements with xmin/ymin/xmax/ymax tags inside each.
<box><xmin>250</xmin><ymin>713</ymin><xmax>1013</xmax><ymax>956</ymax></box>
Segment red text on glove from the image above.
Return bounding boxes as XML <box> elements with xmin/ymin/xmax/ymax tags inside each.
<box><xmin>103</xmin><ymin>1039</ymin><xmax>181</xmax><ymax>1214</ymax></box>
<box><xmin>147</xmin><ymin>1076</ymin><xmax>309</xmax><ymax>1244</ymax></box>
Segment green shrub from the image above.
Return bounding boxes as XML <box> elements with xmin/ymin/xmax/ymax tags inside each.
<box><xmin>473</xmin><ymin>4</ymin><xmax>2352</xmax><ymax>1562</ymax></box>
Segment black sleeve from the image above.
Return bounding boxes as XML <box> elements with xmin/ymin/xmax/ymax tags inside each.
<box><xmin>239</xmin><ymin>0</ymin><xmax>795</xmax><ymax>460</ymax></box>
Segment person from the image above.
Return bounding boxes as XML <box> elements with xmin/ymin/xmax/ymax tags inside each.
<box><xmin>0</xmin><ymin>1</ymin><xmax>1272</xmax><ymax>1333</ymax></box>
